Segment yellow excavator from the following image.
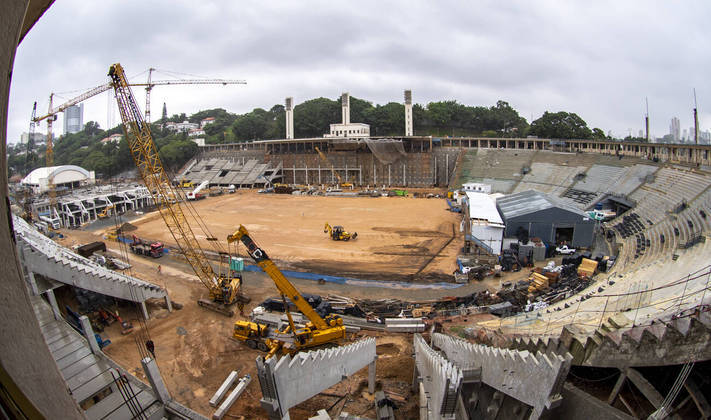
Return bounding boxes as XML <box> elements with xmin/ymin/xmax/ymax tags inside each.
<box><xmin>228</xmin><ymin>225</ymin><xmax>346</xmax><ymax>359</ymax></box>
<box><xmin>324</xmin><ymin>223</ymin><xmax>357</xmax><ymax>241</ymax></box>
<box><xmin>108</xmin><ymin>63</ymin><xmax>248</xmax><ymax>316</ymax></box>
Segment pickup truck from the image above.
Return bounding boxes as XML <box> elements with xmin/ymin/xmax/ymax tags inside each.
<box><xmin>555</xmin><ymin>245</ymin><xmax>576</xmax><ymax>255</ymax></box>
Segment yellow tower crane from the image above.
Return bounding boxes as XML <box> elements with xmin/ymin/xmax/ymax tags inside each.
<box><xmin>108</xmin><ymin>63</ymin><xmax>248</xmax><ymax>316</ymax></box>
<box><xmin>32</xmin><ymin>71</ymin><xmax>245</xmax><ymax>224</ymax></box>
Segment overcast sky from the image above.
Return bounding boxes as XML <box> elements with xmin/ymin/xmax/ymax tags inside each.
<box><xmin>8</xmin><ymin>0</ymin><xmax>710</xmax><ymax>144</ymax></box>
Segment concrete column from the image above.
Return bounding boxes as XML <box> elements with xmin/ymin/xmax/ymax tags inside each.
<box><xmin>141</xmin><ymin>357</ymin><xmax>171</xmax><ymax>403</ymax></box>
<box><xmin>404</xmin><ymin>90</ymin><xmax>413</xmax><ymax>136</ymax></box>
<box><xmin>79</xmin><ymin>315</ymin><xmax>100</xmax><ymax>355</ymax></box>
<box><xmin>164</xmin><ymin>295</ymin><xmax>172</xmax><ymax>312</ymax></box>
<box><xmin>46</xmin><ymin>289</ymin><xmax>62</xmax><ymax>321</ymax></box>
<box><xmin>140</xmin><ymin>301</ymin><xmax>149</xmax><ymax>320</ymax></box>
<box><xmin>285</xmin><ymin>97</ymin><xmax>294</xmax><ymax>139</ymax></box>
<box><xmin>341</xmin><ymin>92</ymin><xmax>350</xmax><ymax>125</ymax></box>
<box><xmin>368</xmin><ymin>358</ymin><xmax>376</xmax><ymax>394</ymax></box>
<box><xmin>27</xmin><ymin>270</ymin><xmax>39</xmax><ymax>296</ymax></box>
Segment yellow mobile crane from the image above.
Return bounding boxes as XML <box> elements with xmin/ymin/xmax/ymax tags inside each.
<box><xmin>108</xmin><ymin>63</ymin><xmax>248</xmax><ymax>316</ymax></box>
<box><xmin>227</xmin><ymin>225</ymin><xmax>346</xmax><ymax>359</ymax></box>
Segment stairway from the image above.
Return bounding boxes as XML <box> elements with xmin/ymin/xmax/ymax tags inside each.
<box><xmin>14</xmin><ymin>215</ymin><xmax>167</xmax><ymax>304</ymax></box>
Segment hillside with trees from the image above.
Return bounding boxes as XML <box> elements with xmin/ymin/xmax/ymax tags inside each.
<box><xmin>8</xmin><ymin>98</ymin><xmax>607</xmax><ymax>180</ymax></box>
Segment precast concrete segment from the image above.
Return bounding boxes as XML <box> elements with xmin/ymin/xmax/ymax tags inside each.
<box><xmin>257</xmin><ymin>337</ymin><xmax>377</xmax><ymax>419</ymax></box>
<box><xmin>209</xmin><ymin>370</ymin><xmax>240</xmax><ymax>407</ymax></box>
<box><xmin>13</xmin><ymin>215</ymin><xmax>167</xmax><ymax>304</ymax></box>
<box><xmin>413</xmin><ymin>334</ymin><xmax>462</xmax><ymax>420</ymax></box>
<box><xmin>213</xmin><ymin>375</ymin><xmax>252</xmax><ymax>420</ymax></box>
<box><xmin>432</xmin><ymin>333</ymin><xmax>572</xmax><ymax>420</ymax></box>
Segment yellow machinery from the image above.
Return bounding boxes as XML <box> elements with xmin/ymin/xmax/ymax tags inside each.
<box><xmin>227</xmin><ymin>225</ymin><xmax>346</xmax><ymax>359</ymax></box>
<box><xmin>179</xmin><ymin>179</ymin><xmax>194</xmax><ymax>188</ymax></box>
<box><xmin>314</xmin><ymin>146</ymin><xmax>354</xmax><ymax>188</ymax></box>
<box><xmin>97</xmin><ymin>205</ymin><xmax>114</xmax><ymax>219</ymax></box>
<box><xmin>108</xmin><ymin>63</ymin><xmax>248</xmax><ymax>316</ymax></box>
<box><xmin>324</xmin><ymin>223</ymin><xmax>357</xmax><ymax>241</ymax></box>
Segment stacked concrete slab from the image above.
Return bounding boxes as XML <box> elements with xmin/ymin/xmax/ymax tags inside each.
<box><xmin>14</xmin><ymin>215</ymin><xmax>169</xmax><ymax>316</ymax></box>
<box><xmin>432</xmin><ymin>333</ymin><xmax>572</xmax><ymax>419</ymax></box>
<box><xmin>257</xmin><ymin>338</ymin><xmax>376</xmax><ymax>419</ymax></box>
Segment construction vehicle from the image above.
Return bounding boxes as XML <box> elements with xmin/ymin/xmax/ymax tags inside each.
<box><xmin>324</xmin><ymin>223</ymin><xmax>357</xmax><ymax>241</ymax></box>
<box><xmin>97</xmin><ymin>204</ymin><xmax>114</xmax><ymax>219</ymax></box>
<box><xmin>109</xmin><ymin>63</ymin><xmax>248</xmax><ymax>316</ymax></box>
<box><xmin>179</xmin><ymin>179</ymin><xmax>195</xmax><ymax>188</ymax></box>
<box><xmin>186</xmin><ymin>180</ymin><xmax>209</xmax><ymax>201</ymax></box>
<box><xmin>227</xmin><ymin>225</ymin><xmax>346</xmax><ymax>359</ymax></box>
<box><xmin>129</xmin><ymin>235</ymin><xmax>164</xmax><ymax>258</ymax></box>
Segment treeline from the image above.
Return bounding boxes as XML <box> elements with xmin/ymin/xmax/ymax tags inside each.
<box><xmin>8</xmin><ymin>96</ymin><xmax>609</xmax><ymax>179</ymax></box>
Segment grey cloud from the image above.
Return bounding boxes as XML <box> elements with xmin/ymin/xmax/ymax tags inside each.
<box><xmin>7</xmin><ymin>0</ymin><xmax>711</xmax><ymax>144</ymax></box>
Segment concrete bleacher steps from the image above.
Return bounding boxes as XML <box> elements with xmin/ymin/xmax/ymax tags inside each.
<box><xmin>431</xmin><ymin>333</ymin><xmax>571</xmax><ymax>419</ymax></box>
<box><xmin>513</xmin><ymin>162</ymin><xmax>584</xmax><ymax>196</ymax></box>
<box><xmin>257</xmin><ymin>338</ymin><xmax>376</xmax><ymax>420</ymax></box>
<box><xmin>500</xmin><ymin>308</ymin><xmax>711</xmax><ymax>368</ymax></box>
<box><xmin>14</xmin><ymin>215</ymin><xmax>168</xmax><ymax>307</ymax></box>
<box><xmin>31</xmin><ymin>295</ymin><xmax>166</xmax><ymax>419</ymax></box>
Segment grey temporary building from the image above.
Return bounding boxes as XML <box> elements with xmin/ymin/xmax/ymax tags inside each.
<box><xmin>496</xmin><ymin>190</ymin><xmax>595</xmax><ymax>248</ymax></box>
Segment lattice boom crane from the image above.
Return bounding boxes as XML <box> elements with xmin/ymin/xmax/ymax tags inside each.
<box><xmin>108</xmin><ymin>62</ymin><xmax>248</xmax><ymax>316</ymax></box>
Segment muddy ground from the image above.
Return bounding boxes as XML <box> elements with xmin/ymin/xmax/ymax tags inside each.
<box><xmin>54</xmin><ymin>191</ymin><xmax>524</xmax><ymax>418</ymax></box>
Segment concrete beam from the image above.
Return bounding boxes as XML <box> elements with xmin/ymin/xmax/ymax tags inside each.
<box><xmin>213</xmin><ymin>375</ymin><xmax>251</xmax><ymax>420</ymax></box>
<box><xmin>141</xmin><ymin>357</ymin><xmax>171</xmax><ymax>404</ymax></box>
<box><xmin>625</xmin><ymin>368</ymin><xmax>663</xmax><ymax>409</ymax></box>
<box><xmin>210</xmin><ymin>370</ymin><xmax>239</xmax><ymax>407</ymax></box>
<box><xmin>79</xmin><ymin>315</ymin><xmax>100</xmax><ymax>355</ymax></box>
<box><xmin>607</xmin><ymin>371</ymin><xmax>626</xmax><ymax>405</ymax></box>
<box><xmin>684</xmin><ymin>377</ymin><xmax>711</xmax><ymax>419</ymax></box>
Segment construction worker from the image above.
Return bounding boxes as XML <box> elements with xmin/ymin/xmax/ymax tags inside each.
<box><xmin>157</xmin><ymin>265</ymin><xmax>162</xmax><ymax>274</ymax></box>
<box><xmin>237</xmin><ymin>302</ymin><xmax>245</xmax><ymax>317</ymax></box>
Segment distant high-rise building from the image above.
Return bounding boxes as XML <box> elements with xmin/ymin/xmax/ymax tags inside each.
<box><xmin>161</xmin><ymin>102</ymin><xmax>167</xmax><ymax>121</ymax></box>
<box><xmin>638</xmin><ymin>130</ymin><xmax>643</xmax><ymax>138</ymax></box>
<box><xmin>689</xmin><ymin>126</ymin><xmax>696</xmax><ymax>143</ymax></box>
<box><xmin>20</xmin><ymin>132</ymin><xmax>46</xmax><ymax>144</ymax></box>
<box><xmin>682</xmin><ymin>128</ymin><xmax>688</xmax><ymax>142</ymax></box>
<box><xmin>63</xmin><ymin>104</ymin><xmax>84</xmax><ymax>134</ymax></box>
<box><xmin>670</xmin><ymin>117</ymin><xmax>680</xmax><ymax>142</ymax></box>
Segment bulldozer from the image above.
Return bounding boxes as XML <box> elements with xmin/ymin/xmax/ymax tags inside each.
<box><xmin>324</xmin><ymin>223</ymin><xmax>357</xmax><ymax>241</ymax></box>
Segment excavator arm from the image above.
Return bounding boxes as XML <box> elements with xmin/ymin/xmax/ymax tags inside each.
<box><xmin>228</xmin><ymin>225</ymin><xmax>329</xmax><ymax>330</ymax></box>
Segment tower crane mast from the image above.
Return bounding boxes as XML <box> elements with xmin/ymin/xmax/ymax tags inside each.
<box><xmin>32</xmin><ymin>70</ymin><xmax>245</xmax><ymax>226</ymax></box>
<box><xmin>108</xmin><ymin>62</ymin><xmax>248</xmax><ymax>315</ymax></box>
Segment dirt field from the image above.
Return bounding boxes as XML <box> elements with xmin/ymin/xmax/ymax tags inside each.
<box><xmin>51</xmin><ymin>191</ymin><xmax>477</xmax><ymax>418</ymax></box>
<box><xmin>127</xmin><ymin>191</ymin><xmax>463</xmax><ymax>283</ymax></box>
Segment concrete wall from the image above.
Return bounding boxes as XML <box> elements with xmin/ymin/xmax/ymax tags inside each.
<box><xmin>257</xmin><ymin>338</ymin><xmax>376</xmax><ymax>419</ymax></box>
<box><xmin>0</xmin><ymin>1</ymin><xmax>84</xmax><ymax>417</ymax></box>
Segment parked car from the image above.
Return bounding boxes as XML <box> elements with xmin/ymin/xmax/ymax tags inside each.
<box><xmin>555</xmin><ymin>245</ymin><xmax>576</xmax><ymax>255</ymax></box>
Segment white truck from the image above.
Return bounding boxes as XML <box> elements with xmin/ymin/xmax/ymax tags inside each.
<box><xmin>555</xmin><ymin>245</ymin><xmax>576</xmax><ymax>255</ymax></box>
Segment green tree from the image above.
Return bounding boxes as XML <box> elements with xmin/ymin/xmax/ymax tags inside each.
<box><xmin>529</xmin><ymin>111</ymin><xmax>592</xmax><ymax>139</ymax></box>
<box><xmin>592</xmin><ymin>128</ymin><xmax>606</xmax><ymax>139</ymax></box>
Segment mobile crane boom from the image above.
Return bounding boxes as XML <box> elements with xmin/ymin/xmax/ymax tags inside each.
<box><xmin>228</xmin><ymin>225</ymin><xmax>328</xmax><ymax>329</ymax></box>
<box><xmin>108</xmin><ymin>63</ymin><xmax>247</xmax><ymax>316</ymax></box>
<box><xmin>228</xmin><ymin>225</ymin><xmax>345</xmax><ymax>358</ymax></box>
